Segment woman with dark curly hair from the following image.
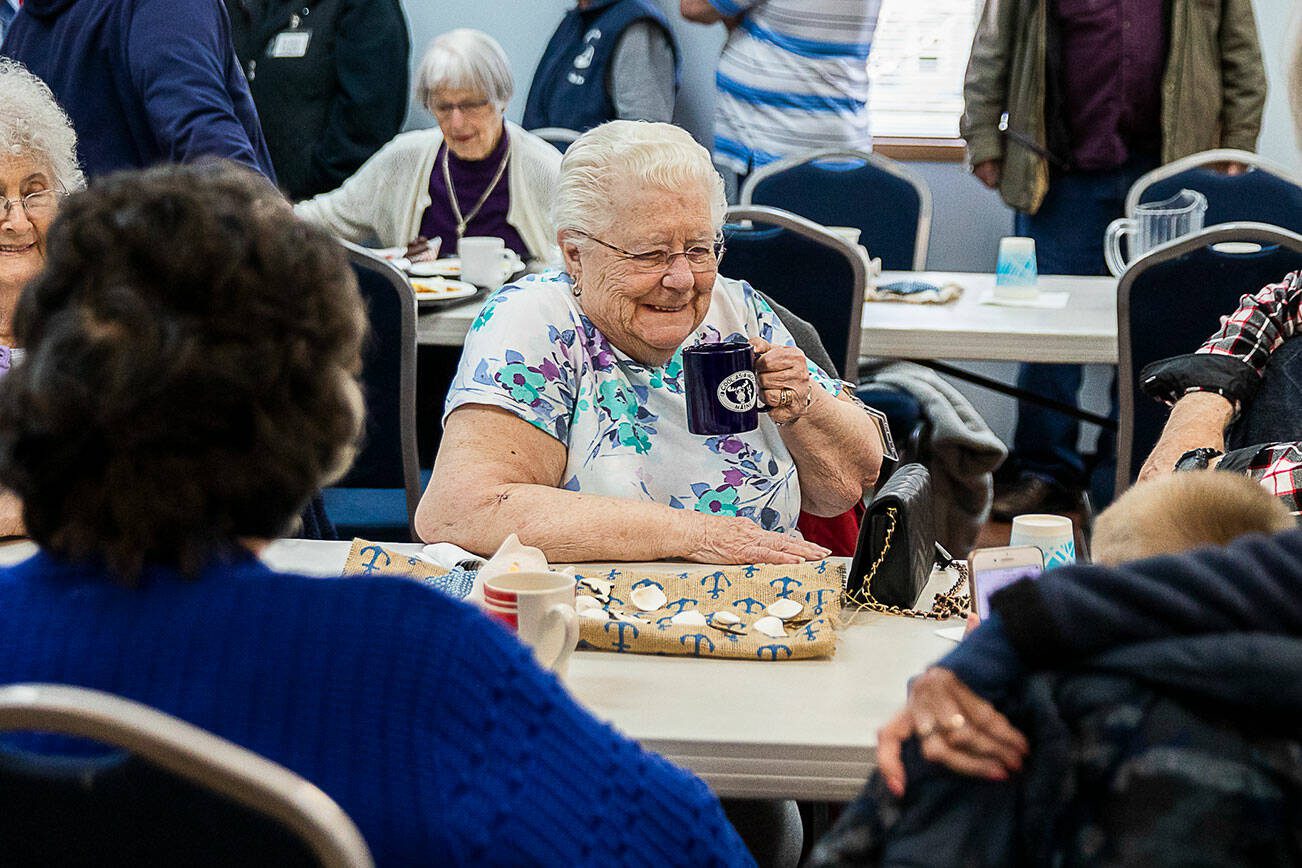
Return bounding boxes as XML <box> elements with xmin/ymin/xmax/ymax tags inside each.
<box><xmin>0</xmin><ymin>162</ymin><xmax>750</xmax><ymax>866</ymax></box>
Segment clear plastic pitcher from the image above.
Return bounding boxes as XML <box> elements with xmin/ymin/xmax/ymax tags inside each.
<box><xmin>1104</xmin><ymin>189</ymin><xmax>1207</xmax><ymax>276</ymax></box>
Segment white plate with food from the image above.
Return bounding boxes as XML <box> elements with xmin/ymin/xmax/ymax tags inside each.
<box><xmin>407</xmin><ymin>254</ymin><xmax>525</xmax><ymax>282</ymax></box>
<box><xmin>409</xmin><ymin>277</ymin><xmax>478</xmax><ymax>304</ymax></box>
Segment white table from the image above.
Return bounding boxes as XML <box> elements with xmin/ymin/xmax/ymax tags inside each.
<box><xmin>417</xmin><ymin>270</ymin><xmax>1119</xmax><ymax>365</ymax></box>
<box><xmin>261</xmin><ymin>539</ymin><xmax>958</xmax><ymax>801</ymax></box>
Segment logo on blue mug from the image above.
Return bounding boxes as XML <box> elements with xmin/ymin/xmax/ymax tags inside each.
<box><xmin>716</xmin><ymin>370</ymin><xmax>757</xmax><ymax>413</ymax></box>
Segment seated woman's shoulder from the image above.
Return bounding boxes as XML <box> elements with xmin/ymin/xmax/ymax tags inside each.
<box><xmin>469</xmin><ymin>270</ymin><xmax>582</xmax><ymax>334</ymax></box>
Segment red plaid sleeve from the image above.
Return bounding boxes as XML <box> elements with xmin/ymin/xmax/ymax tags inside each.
<box><xmin>1243</xmin><ymin>443</ymin><xmax>1302</xmax><ymax>514</ymax></box>
<box><xmin>1197</xmin><ymin>271</ymin><xmax>1302</xmax><ymax>378</ymax></box>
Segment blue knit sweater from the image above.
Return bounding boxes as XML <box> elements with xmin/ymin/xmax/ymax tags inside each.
<box><xmin>0</xmin><ymin>552</ymin><xmax>753</xmax><ymax>866</ymax></box>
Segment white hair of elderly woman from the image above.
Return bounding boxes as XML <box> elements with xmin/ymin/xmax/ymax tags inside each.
<box><xmin>415</xmin><ymin>28</ymin><xmax>514</xmax><ymax>112</ymax></box>
<box><xmin>553</xmin><ymin>121</ymin><xmax>727</xmax><ymax>240</ymax></box>
<box><xmin>0</xmin><ymin>58</ymin><xmax>84</xmax><ymax>193</ymax></box>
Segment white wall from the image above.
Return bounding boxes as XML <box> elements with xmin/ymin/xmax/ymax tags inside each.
<box><xmin>1253</xmin><ymin>0</ymin><xmax>1301</xmax><ymax>170</ymax></box>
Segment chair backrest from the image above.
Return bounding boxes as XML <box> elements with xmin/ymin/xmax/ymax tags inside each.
<box><xmin>720</xmin><ymin>205</ymin><xmax>866</xmax><ymax>381</ymax></box>
<box><xmin>1116</xmin><ymin>222</ymin><xmax>1302</xmax><ymax>495</ymax></box>
<box><xmin>335</xmin><ymin>241</ymin><xmax>421</xmax><ymax>535</ymax></box>
<box><xmin>0</xmin><ymin>683</ymin><xmax>372</xmax><ymax>867</ymax></box>
<box><xmin>527</xmin><ymin>127</ymin><xmax>581</xmax><ymax>153</ymax></box>
<box><xmin>1126</xmin><ymin>149</ymin><xmax>1302</xmax><ymax>233</ymax></box>
<box><xmin>740</xmin><ymin>148</ymin><xmax>932</xmax><ymax>271</ymax></box>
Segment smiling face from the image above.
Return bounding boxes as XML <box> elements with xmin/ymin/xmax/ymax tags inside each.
<box><xmin>431</xmin><ymin>87</ymin><xmax>505</xmax><ymax>161</ymax></box>
<box><xmin>562</xmin><ymin>176</ymin><xmax>718</xmax><ymax>366</ymax></box>
<box><xmin>0</xmin><ymin>153</ymin><xmax>58</xmax><ymax>299</ymax></box>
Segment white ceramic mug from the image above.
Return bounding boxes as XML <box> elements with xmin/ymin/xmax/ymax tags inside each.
<box><xmin>458</xmin><ymin>236</ymin><xmax>507</xmax><ymax>287</ymax></box>
<box><xmin>994</xmin><ymin>236</ymin><xmax>1039</xmax><ymax>300</ymax></box>
<box><xmin>1009</xmin><ymin>513</ymin><xmax>1076</xmax><ymax>570</ymax></box>
<box><xmin>482</xmin><ymin>570</ymin><xmax>580</xmax><ymax>674</ymax></box>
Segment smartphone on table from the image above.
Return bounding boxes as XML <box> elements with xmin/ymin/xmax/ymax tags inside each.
<box><xmin>968</xmin><ymin>545</ymin><xmax>1044</xmax><ymax>621</ymax></box>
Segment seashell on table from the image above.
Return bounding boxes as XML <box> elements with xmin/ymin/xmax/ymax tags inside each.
<box><xmin>669</xmin><ymin>609</ymin><xmax>708</xmax><ymax>627</ymax></box>
<box><xmin>766</xmin><ymin>599</ymin><xmax>804</xmax><ymax>620</ymax></box>
<box><xmin>752</xmin><ymin>615</ymin><xmax>788</xmax><ymax>639</ymax></box>
<box><xmin>629</xmin><ymin>585</ymin><xmax>668</xmax><ymax>612</ymax></box>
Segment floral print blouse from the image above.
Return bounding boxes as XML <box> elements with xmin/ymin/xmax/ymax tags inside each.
<box><xmin>444</xmin><ymin>271</ymin><xmax>839</xmax><ymax>534</ymax></box>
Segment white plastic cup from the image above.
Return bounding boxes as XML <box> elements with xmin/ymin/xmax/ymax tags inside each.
<box><xmin>459</xmin><ymin>236</ymin><xmax>507</xmax><ymax>287</ymax></box>
<box><xmin>994</xmin><ymin>236</ymin><xmax>1039</xmax><ymax>300</ymax></box>
<box><xmin>1009</xmin><ymin>513</ymin><xmax>1076</xmax><ymax>570</ymax></box>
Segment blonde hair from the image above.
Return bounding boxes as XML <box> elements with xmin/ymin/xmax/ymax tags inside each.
<box><xmin>415</xmin><ymin>29</ymin><xmax>513</xmax><ymax>112</ymax></box>
<box><xmin>0</xmin><ymin>58</ymin><xmax>84</xmax><ymax>193</ymax></box>
<box><xmin>1092</xmin><ymin>472</ymin><xmax>1295</xmax><ymax>565</ymax></box>
<box><xmin>552</xmin><ymin>121</ymin><xmax>727</xmax><ymax>240</ymax></box>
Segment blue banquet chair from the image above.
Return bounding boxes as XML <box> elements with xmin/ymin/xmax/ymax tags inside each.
<box><xmin>740</xmin><ymin>149</ymin><xmax>932</xmax><ymax>272</ymax></box>
<box><xmin>0</xmin><ymin>683</ymin><xmax>372</xmax><ymax>867</ymax></box>
<box><xmin>322</xmin><ymin>241</ymin><xmax>421</xmax><ymax>541</ymax></box>
<box><xmin>527</xmin><ymin>127</ymin><xmax>581</xmax><ymax>153</ymax></box>
<box><xmin>1125</xmin><ymin>148</ymin><xmax>1302</xmax><ymax>234</ymax></box>
<box><xmin>1116</xmin><ymin>222</ymin><xmax>1302</xmax><ymax>496</ymax></box>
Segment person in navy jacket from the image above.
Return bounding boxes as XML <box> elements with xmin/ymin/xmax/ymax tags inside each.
<box><xmin>524</xmin><ymin>0</ymin><xmax>678</xmax><ymax>133</ymax></box>
<box><xmin>2</xmin><ymin>0</ymin><xmax>274</xmax><ymax>180</ymax></box>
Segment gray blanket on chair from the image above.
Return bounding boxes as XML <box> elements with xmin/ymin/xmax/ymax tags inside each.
<box><xmin>861</xmin><ymin>361</ymin><xmax>1007</xmax><ymax>554</ymax></box>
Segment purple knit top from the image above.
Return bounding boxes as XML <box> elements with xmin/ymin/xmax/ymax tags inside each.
<box><xmin>420</xmin><ymin>126</ymin><xmax>529</xmax><ymax>258</ymax></box>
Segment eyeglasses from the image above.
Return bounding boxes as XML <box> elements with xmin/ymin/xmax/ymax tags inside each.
<box><xmin>1</xmin><ymin>190</ymin><xmax>60</xmax><ymax>220</ymax></box>
<box><xmin>431</xmin><ymin>98</ymin><xmax>494</xmax><ymax>118</ymax></box>
<box><xmin>575</xmin><ymin>232</ymin><xmax>725</xmax><ymax>273</ymax></box>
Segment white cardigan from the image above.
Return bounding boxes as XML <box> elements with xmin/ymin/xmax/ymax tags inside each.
<box><xmin>294</xmin><ymin>122</ymin><xmax>562</xmax><ymax>261</ymax></box>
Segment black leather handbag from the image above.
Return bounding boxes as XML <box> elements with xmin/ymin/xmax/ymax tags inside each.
<box><xmin>845</xmin><ymin>464</ymin><xmax>968</xmax><ymax>619</ymax></box>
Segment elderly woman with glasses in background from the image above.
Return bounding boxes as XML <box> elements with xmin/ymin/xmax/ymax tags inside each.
<box><xmin>0</xmin><ymin>58</ymin><xmax>84</xmax><ymax>536</ymax></box>
<box><xmin>417</xmin><ymin>121</ymin><xmax>886</xmax><ymax>564</ymax></box>
<box><xmin>295</xmin><ymin>28</ymin><xmax>561</xmax><ymax>263</ymax></box>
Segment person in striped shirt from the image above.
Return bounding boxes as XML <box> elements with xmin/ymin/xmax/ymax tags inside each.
<box><xmin>680</xmin><ymin>0</ymin><xmax>881</xmax><ymax>183</ymax></box>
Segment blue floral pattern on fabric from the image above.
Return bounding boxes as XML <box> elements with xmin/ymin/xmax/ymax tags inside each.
<box><xmin>445</xmin><ymin>272</ymin><xmax>839</xmax><ymax>534</ymax></box>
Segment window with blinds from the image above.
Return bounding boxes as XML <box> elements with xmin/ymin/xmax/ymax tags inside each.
<box><xmin>868</xmin><ymin>0</ymin><xmax>983</xmax><ymax>140</ymax></box>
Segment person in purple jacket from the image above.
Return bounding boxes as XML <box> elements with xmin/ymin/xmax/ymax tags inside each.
<box><xmin>1</xmin><ymin>0</ymin><xmax>274</xmax><ymax>180</ymax></box>
<box><xmin>0</xmin><ymin>160</ymin><xmax>753</xmax><ymax>866</ymax></box>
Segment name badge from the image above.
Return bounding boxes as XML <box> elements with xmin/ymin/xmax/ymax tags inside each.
<box><xmin>270</xmin><ymin>30</ymin><xmax>311</xmax><ymax>58</ymax></box>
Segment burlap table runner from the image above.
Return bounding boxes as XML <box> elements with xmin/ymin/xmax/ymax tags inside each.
<box><xmin>341</xmin><ymin>539</ymin><xmax>474</xmax><ymax>599</ymax></box>
<box><xmin>574</xmin><ymin>560</ymin><xmax>844</xmax><ymax>660</ymax></box>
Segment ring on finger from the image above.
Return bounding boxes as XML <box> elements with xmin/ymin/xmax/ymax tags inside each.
<box><xmin>779</xmin><ymin>387</ymin><xmax>793</xmax><ymax>408</ymax></box>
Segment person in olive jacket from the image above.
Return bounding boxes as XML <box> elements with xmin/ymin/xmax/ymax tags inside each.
<box><xmin>226</xmin><ymin>0</ymin><xmax>409</xmax><ymax>201</ymax></box>
<box><xmin>962</xmin><ymin>0</ymin><xmax>1266</xmax><ymax>521</ymax></box>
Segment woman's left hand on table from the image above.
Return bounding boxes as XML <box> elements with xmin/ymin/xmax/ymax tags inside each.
<box><xmin>750</xmin><ymin>337</ymin><xmax>815</xmax><ymax>426</ymax></box>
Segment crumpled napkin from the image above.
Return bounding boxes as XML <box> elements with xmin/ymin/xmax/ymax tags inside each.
<box><xmin>468</xmin><ymin>533</ymin><xmax>573</xmax><ymax>604</ymax></box>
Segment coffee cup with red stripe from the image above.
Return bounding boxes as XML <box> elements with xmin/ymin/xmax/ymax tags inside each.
<box><xmin>482</xmin><ymin>571</ymin><xmax>580</xmax><ymax>675</ymax></box>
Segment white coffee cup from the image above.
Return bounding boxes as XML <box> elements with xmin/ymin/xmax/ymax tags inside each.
<box><xmin>1009</xmin><ymin>513</ymin><xmax>1076</xmax><ymax>569</ymax></box>
<box><xmin>482</xmin><ymin>570</ymin><xmax>580</xmax><ymax>674</ymax></box>
<box><xmin>458</xmin><ymin>236</ymin><xmax>507</xmax><ymax>287</ymax></box>
<box><xmin>994</xmin><ymin>236</ymin><xmax>1039</xmax><ymax>301</ymax></box>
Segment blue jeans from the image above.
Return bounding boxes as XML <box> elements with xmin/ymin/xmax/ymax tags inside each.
<box><xmin>1228</xmin><ymin>337</ymin><xmax>1302</xmax><ymax>449</ymax></box>
<box><xmin>1011</xmin><ymin>153</ymin><xmax>1159</xmax><ymax>491</ymax></box>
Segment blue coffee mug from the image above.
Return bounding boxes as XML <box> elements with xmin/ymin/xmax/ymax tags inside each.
<box><xmin>683</xmin><ymin>342</ymin><xmax>760</xmax><ymax>435</ymax></box>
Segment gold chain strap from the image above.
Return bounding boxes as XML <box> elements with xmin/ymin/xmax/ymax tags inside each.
<box><xmin>844</xmin><ymin>506</ymin><xmax>970</xmax><ymax>621</ymax></box>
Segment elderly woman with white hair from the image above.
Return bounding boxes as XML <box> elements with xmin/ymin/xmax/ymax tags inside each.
<box><xmin>295</xmin><ymin>28</ymin><xmax>560</xmax><ymax>262</ymax></box>
<box><xmin>418</xmin><ymin>121</ymin><xmax>886</xmax><ymax>564</ymax></box>
<box><xmin>0</xmin><ymin>58</ymin><xmax>84</xmax><ymax>537</ymax></box>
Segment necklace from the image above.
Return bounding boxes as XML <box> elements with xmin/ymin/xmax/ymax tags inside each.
<box><xmin>441</xmin><ymin>138</ymin><xmax>512</xmax><ymax>241</ymax></box>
